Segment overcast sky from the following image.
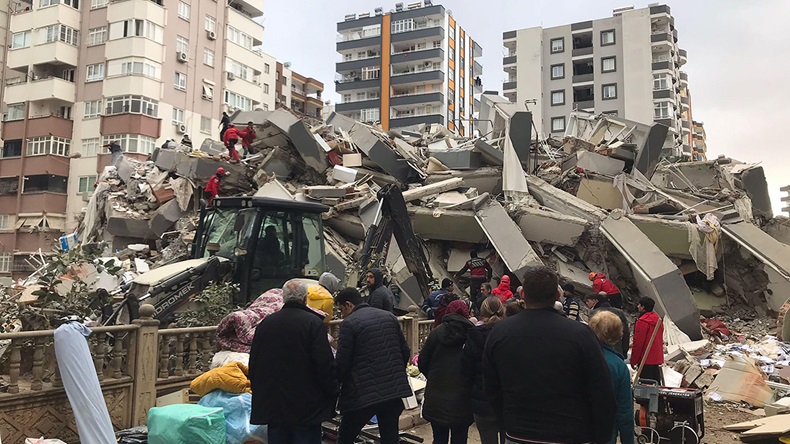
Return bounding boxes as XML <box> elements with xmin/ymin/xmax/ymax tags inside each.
<box><xmin>260</xmin><ymin>0</ymin><xmax>790</xmax><ymax>215</ymax></box>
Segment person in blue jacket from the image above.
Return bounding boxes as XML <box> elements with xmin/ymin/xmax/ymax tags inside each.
<box><xmin>589</xmin><ymin>310</ymin><xmax>634</xmax><ymax>444</ymax></box>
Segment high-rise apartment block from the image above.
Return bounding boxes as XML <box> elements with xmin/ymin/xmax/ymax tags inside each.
<box><xmin>275</xmin><ymin>62</ymin><xmax>325</xmax><ymax>120</ymax></box>
<box><xmin>503</xmin><ymin>4</ymin><xmax>694</xmax><ymax>158</ymax></box>
<box><xmin>335</xmin><ymin>1</ymin><xmax>482</xmax><ymax>136</ymax></box>
<box><xmin>0</xmin><ymin>0</ymin><xmax>324</xmax><ymax>277</ymax></box>
<box><xmin>692</xmin><ymin>120</ymin><xmax>706</xmax><ymax>161</ymax></box>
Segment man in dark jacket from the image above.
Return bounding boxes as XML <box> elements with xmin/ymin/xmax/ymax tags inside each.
<box><xmin>455</xmin><ymin>250</ymin><xmax>491</xmax><ymax>301</ymax></box>
<box><xmin>483</xmin><ymin>266</ymin><xmax>616</xmax><ymax>444</ymax></box>
<box><xmin>335</xmin><ymin>288</ymin><xmax>412</xmax><ymax>444</ymax></box>
<box><xmin>422</xmin><ymin>278</ymin><xmax>454</xmax><ymax>319</ymax></box>
<box><xmin>562</xmin><ymin>284</ymin><xmax>581</xmax><ymax>321</ymax></box>
<box><xmin>364</xmin><ymin>268</ymin><xmax>394</xmax><ymax>312</ymax></box>
<box><xmin>585</xmin><ymin>293</ymin><xmax>630</xmax><ymax>357</ymax></box>
<box><xmin>249</xmin><ymin>280</ymin><xmax>337</xmax><ymax>444</ymax></box>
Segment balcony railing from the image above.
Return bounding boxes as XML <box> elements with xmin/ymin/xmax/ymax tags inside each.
<box><xmin>391</xmin><ymin>21</ymin><xmax>442</xmax><ymax>35</ymax></box>
<box><xmin>392</xmin><ymin>67</ymin><xmax>440</xmax><ymax>77</ymax></box>
<box><xmin>338</xmin><ymin>28</ymin><xmax>381</xmax><ymax>42</ymax></box>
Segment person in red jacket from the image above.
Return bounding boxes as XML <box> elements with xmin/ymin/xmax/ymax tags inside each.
<box><xmin>238</xmin><ymin>121</ymin><xmax>257</xmax><ymax>158</ymax></box>
<box><xmin>222</xmin><ymin>123</ymin><xmax>241</xmax><ymax>162</ymax></box>
<box><xmin>204</xmin><ymin>167</ymin><xmax>228</xmax><ymax>204</ymax></box>
<box><xmin>630</xmin><ymin>297</ymin><xmax>664</xmax><ymax>384</ymax></box>
<box><xmin>491</xmin><ymin>275</ymin><xmax>513</xmax><ymax>304</ymax></box>
<box><xmin>589</xmin><ymin>272</ymin><xmax>622</xmax><ymax>308</ymax></box>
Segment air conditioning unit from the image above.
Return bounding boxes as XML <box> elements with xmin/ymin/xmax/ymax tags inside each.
<box><xmin>207</xmin><ymin>30</ymin><xmax>216</xmax><ymax>40</ymax></box>
<box><xmin>177</xmin><ymin>123</ymin><xmax>187</xmax><ymax>134</ymax></box>
<box><xmin>424</xmin><ymin>61</ymin><xmax>432</xmax><ymax>67</ymax></box>
<box><xmin>227</xmin><ymin>72</ymin><xmax>235</xmax><ymax>81</ymax></box>
<box><xmin>177</xmin><ymin>51</ymin><xmax>188</xmax><ymax>63</ymax></box>
<box><xmin>81</xmin><ymin>191</ymin><xmax>92</xmax><ymax>202</ymax></box>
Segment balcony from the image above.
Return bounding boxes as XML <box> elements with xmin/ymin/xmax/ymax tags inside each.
<box><xmin>335</xmin><ymin>78</ymin><xmax>380</xmax><ymax>92</ymax></box>
<box><xmin>336</xmin><ymin>57</ymin><xmax>381</xmax><ymax>72</ymax></box>
<box><xmin>390</xmin><ymin>114</ymin><xmax>444</xmax><ymax>129</ymax></box>
<box><xmin>335</xmin><ymin>99</ymin><xmax>380</xmax><ymax>113</ymax></box>
<box><xmin>391</xmin><ymin>26</ymin><xmax>444</xmax><ymax>43</ymax></box>
<box><xmin>100</xmin><ymin>114</ymin><xmax>161</xmax><ymax>139</ymax></box>
<box><xmin>473</xmin><ymin>41</ymin><xmax>483</xmax><ymax>58</ymax></box>
<box><xmin>391</xmin><ymin>48</ymin><xmax>443</xmax><ymax>65</ymax></box>
<box><xmin>225</xmin><ymin>75</ymin><xmax>262</xmax><ymax>106</ymax></box>
<box><xmin>651</xmin><ymin>61</ymin><xmax>671</xmax><ymax>71</ymax></box>
<box><xmin>337</xmin><ymin>15</ymin><xmax>382</xmax><ymax>32</ymax></box>
<box><xmin>336</xmin><ymin>35</ymin><xmax>382</xmax><ymax>52</ymax></box>
<box><xmin>503</xmin><ymin>30</ymin><xmax>517</xmax><ymax>40</ymax></box>
<box><xmin>652</xmin><ymin>89</ymin><xmax>674</xmax><ymax>100</ymax></box>
<box><xmin>19</xmin><ymin>193</ymin><xmax>67</xmax><ymax>214</ymax></box>
<box><xmin>572</xmin><ymin>73</ymin><xmax>594</xmax><ymax>83</ymax></box>
<box><xmin>107</xmin><ymin>0</ymin><xmax>165</xmax><ymax>25</ymax></box>
<box><xmin>678</xmin><ymin>48</ymin><xmax>688</xmax><ymax>66</ymax></box>
<box><xmin>228</xmin><ymin>7</ymin><xmax>264</xmax><ymax>45</ymax></box>
<box><xmin>651</xmin><ymin>33</ymin><xmax>672</xmax><ymax>44</ymax></box>
<box><xmin>9</xmin><ymin>3</ymin><xmax>81</xmax><ymax>33</ymax></box>
<box><xmin>574</xmin><ymin>100</ymin><xmax>595</xmax><ymax>111</ymax></box>
<box><xmin>679</xmin><ymin>71</ymin><xmax>688</xmax><ymax>82</ymax></box>
<box><xmin>2</xmin><ymin>115</ymin><xmax>73</xmax><ymax>140</ymax></box>
<box><xmin>7</xmin><ymin>41</ymin><xmax>79</xmax><ymax>70</ymax></box>
<box><xmin>390</xmin><ymin>70</ymin><xmax>443</xmax><ymax>86</ymax></box>
<box><xmin>473</xmin><ymin>60</ymin><xmax>483</xmax><ymax>77</ymax></box>
<box><xmin>102</xmin><ymin>74</ymin><xmax>162</xmax><ymax>99</ymax></box>
<box><xmin>4</xmin><ymin>77</ymin><xmax>76</xmax><ymax>105</ymax></box>
<box><xmin>503</xmin><ymin>55</ymin><xmax>517</xmax><ymax>66</ymax></box>
<box><xmin>571</xmin><ymin>20</ymin><xmax>593</xmax><ymax>31</ymax></box>
<box><xmin>226</xmin><ymin>0</ymin><xmax>263</xmax><ymax>19</ymax></box>
<box><xmin>503</xmin><ymin>81</ymin><xmax>517</xmax><ymax>91</ymax></box>
<box><xmin>390</xmin><ymin>92</ymin><xmax>443</xmax><ymax>107</ymax></box>
<box><xmin>650</xmin><ymin>4</ymin><xmax>671</xmax><ymax>15</ymax></box>
<box><xmin>105</xmin><ymin>37</ymin><xmax>163</xmax><ymax>62</ymax></box>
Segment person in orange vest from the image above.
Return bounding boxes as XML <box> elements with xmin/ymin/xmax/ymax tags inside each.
<box><xmin>204</xmin><ymin>167</ymin><xmax>229</xmax><ymax>204</ymax></box>
<box><xmin>238</xmin><ymin>121</ymin><xmax>257</xmax><ymax>159</ymax></box>
<box><xmin>222</xmin><ymin>123</ymin><xmax>241</xmax><ymax>162</ymax></box>
<box><xmin>589</xmin><ymin>272</ymin><xmax>622</xmax><ymax>308</ymax></box>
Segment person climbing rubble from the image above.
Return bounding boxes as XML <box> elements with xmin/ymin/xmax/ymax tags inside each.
<box><xmin>219</xmin><ymin>111</ymin><xmax>230</xmax><ymax>140</ymax></box>
<box><xmin>238</xmin><ymin>121</ymin><xmax>257</xmax><ymax>159</ymax></box>
<box><xmin>223</xmin><ymin>123</ymin><xmax>241</xmax><ymax>162</ymax></box>
<box><xmin>589</xmin><ymin>272</ymin><xmax>623</xmax><ymax>308</ymax></box>
<box><xmin>103</xmin><ymin>140</ymin><xmax>123</xmax><ymax>166</ymax></box>
<box><xmin>455</xmin><ymin>250</ymin><xmax>492</xmax><ymax>302</ymax></box>
<box><xmin>204</xmin><ymin>167</ymin><xmax>229</xmax><ymax>205</ymax></box>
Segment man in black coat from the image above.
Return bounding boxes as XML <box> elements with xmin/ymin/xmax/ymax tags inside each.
<box><xmin>334</xmin><ymin>288</ymin><xmax>412</xmax><ymax>444</ymax></box>
<box><xmin>249</xmin><ymin>279</ymin><xmax>337</xmax><ymax>444</ymax></box>
<box><xmin>585</xmin><ymin>293</ymin><xmax>630</xmax><ymax>357</ymax></box>
<box><xmin>364</xmin><ymin>268</ymin><xmax>394</xmax><ymax>312</ymax></box>
<box><xmin>483</xmin><ymin>267</ymin><xmax>616</xmax><ymax>444</ymax></box>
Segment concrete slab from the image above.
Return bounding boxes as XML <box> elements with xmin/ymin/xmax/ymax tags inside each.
<box><xmin>724</xmin><ymin>221</ymin><xmax>790</xmax><ymax>282</ymax></box>
<box><xmin>303</xmin><ymin>186</ymin><xmax>347</xmax><ymax>199</ymax></box>
<box><xmin>288</xmin><ymin>119</ymin><xmax>330</xmax><ymax>173</ymax></box>
<box><xmin>408</xmin><ymin>207</ymin><xmax>487</xmax><ymax>243</ymax></box>
<box><xmin>525</xmin><ymin>175</ymin><xmax>607</xmax><ymax>225</ymax></box>
<box><xmin>474</xmin><ymin>197</ymin><xmax>543</xmax><ymax>279</ymax></box>
<box><xmin>107</xmin><ymin>216</ymin><xmax>155</xmax><ymax>239</ymax></box>
<box><xmin>116</xmin><ymin>156</ymin><xmax>136</xmax><ymax>183</ymax></box>
<box><xmin>516</xmin><ymin>207</ymin><xmax>587</xmax><ymax>247</ymax></box>
<box><xmin>473</xmin><ymin>139</ymin><xmax>504</xmax><ymax>166</ymax></box>
<box><xmin>766</xmin><ymin>267</ymin><xmax>790</xmax><ymax>313</ymax></box>
<box><xmin>600</xmin><ymin>214</ymin><xmax>702</xmax><ymax>340</ymax></box>
<box><xmin>562</xmin><ymin>150</ymin><xmax>625</xmax><ymax>176</ymax></box>
<box><xmin>425</xmin><ymin>168</ymin><xmax>502</xmax><ymax>196</ymax></box>
<box><xmin>149</xmin><ymin>199</ymin><xmax>183</xmax><ymax>238</ymax></box>
<box><xmin>509</xmin><ymin>111</ymin><xmax>533</xmax><ymax>164</ymax></box>
<box><xmin>555</xmin><ymin>261</ymin><xmax>594</xmax><ymax>294</ymax></box>
<box><xmin>630</xmin><ymin>215</ymin><xmax>693</xmax><ymax>259</ymax></box>
<box><xmin>260</xmin><ymin>149</ymin><xmax>294</xmax><ymax>178</ymax></box>
<box><xmin>402</xmin><ymin>178</ymin><xmax>464</xmax><ymax>203</ymax></box>
<box><xmin>325</xmin><ymin>213</ymin><xmax>366</xmax><ymax>241</ymax></box>
<box><xmin>431</xmin><ymin>150</ymin><xmax>483</xmax><ymax>170</ymax></box>
<box><xmin>575</xmin><ymin>176</ymin><xmax>623</xmax><ymax>210</ymax></box>
<box><xmin>254</xmin><ymin>179</ymin><xmax>294</xmax><ymax>200</ymax></box>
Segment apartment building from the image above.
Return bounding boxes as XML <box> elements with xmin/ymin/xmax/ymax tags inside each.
<box><xmin>335</xmin><ymin>1</ymin><xmax>483</xmax><ymax>136</ymax></box>
<box><xmin>274</xmin><ymin>62</ymin><xmax>325</xmax><ymax>120</ymax></box>
<box><xmin>0</xmin><ymin>0</ymin><xmax>276</xmax><ymax>277</ymax></box>
<box><xmin>691</xmin><ymin>120</ymin><xmax>706</xmax><ymax>161</ymax></box>
<box><xmin>502</xmin><ymin>4</ymin><xmax>694</xmax><ymax>158</ymax></box>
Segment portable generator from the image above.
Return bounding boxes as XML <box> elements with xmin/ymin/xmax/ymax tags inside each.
<box><xmin>633</xmin><ymin>379</ymin><xmax>705</xmax><ymax>444</ymax></box>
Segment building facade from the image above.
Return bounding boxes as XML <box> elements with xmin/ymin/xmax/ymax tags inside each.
<box><xmin>691</xmin><ymin>120</ymin><xmax>706</xmax><ymax>161</ymax></box>
<box><xmin>0</xmin><ymin>0</ymin><xmax>279</xmax><ymax>277</ymax></box>
<box><xmin>335</xmin><ymin>1</ymin><xmax>482</xmax><ymax>136</ymax></box>
<box><xmin>274</xmin><ymin>62</ymin><xmax>324</xmax><ymax>120</ymax></box>
<box><xmin>503</xmin><ymin>4</ymin><xmax>693</xmax><ymax>158</ymax></box>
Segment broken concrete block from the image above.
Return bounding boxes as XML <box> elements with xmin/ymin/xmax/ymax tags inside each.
<box><xmin>153</xmin><ymin>187</ymin><xmax>175</xmax><ymax>204</ymax></box>
<box><xmin>260</xmin><ymin>149</ymin><xmax>294</xmax><ymax>178</ymax></box>
<box><xmin>107</xmin><ymin>216</ymin><xmax>155</xmax><ymax>239</ymax></box>
<box><xmin>325</xmin><ymin>213</ymin><xmax>365</xmax><ymax>241</ymax></box>
<box><xmin>426</xmin><ymin>168</ymin><xmax>502</xmax><ymax>196</ymax></box>
<box><xmin>304</xmin><ymin>186</ymin><xmax>347</xmax><ymax>200</ymax></box>
<box><xmin>562</xmin><ymin>150</ymin><xmax>625</xmax><ymax>176</ymax></box>
<box><xmin>149</xmin><ymin>199</ymin><xmax>183</xmax><ymax>238</ymax></box>
<box><xmin>525</xmin><ymin>175</ymin><xmax>607</xmax><ymax>225</ymax></box>
<box><xmin>724</xmin><ymin>221</ymin><xmax>790</xmax><ymax>285</ymax></box>
<box><xmin>342</xmin><ymin>153</ymin><xmax>363</xmax><ymax>167</ymax></box>
<box><xmin>473</xmin><ymin>139</ymin><xmax>504</xmax><ymax>166</ymax></box>
<box><xmin>431</xmin><ymin>150</ymin><xmax>483</xmax><ymax>170</ymax></box>
<box><xmin>474</xmin><ymin>196</ymin><xmax>543</xmax><ymax>279</ymax></box>
<box><xmin>408</xmin><ymin>207</ymin><xmax>487</xmax><ymax>243</ymax></box>
<box><xmin>600</xmin><ymin>214</ymin><xmax>702</xmax><ymax>340</ymax></box>
<box><xmin>575</xmin><ymin>176</ymin><xmax>623</xmax><ymax>210</ymax></box>
<box><xmin>254</xmin><ymin>179</ymin><xmax>294</xmax><ymax>200</ymax></box>
<box><xmin>116</xmin><ymin>156</ymin><xmax>136</xmax><ymax>183</ymax></box>
<box><xmin>402</xmin><ymin>178</ymin><xmax>464</xmax><ymax>203</ymax></box>
<box><xmin>516</xmin><ymin>207</ymin><xmax>587</xmax><ymax>247</ymax></box>
<box><xmin>555</xmin><ymin>261</ymin><xmax>594</xmax><ymax>294</ymax></box>
<box><xmin>630</xmin><ymin>215</ymin><xmax>693</xmax><ymax>259</ymax></box>
<box><xmin>332</xmin><ymin>165</ymin><xmax>358</xmax><ymax>183</ymax></box>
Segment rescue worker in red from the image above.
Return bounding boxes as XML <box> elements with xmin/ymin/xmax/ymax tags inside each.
<box><xmin>204</xmin><ymin>167</ymin><xmax>229</xmax><ymax>204</ymax></box>
<box><xmin>630</xmin><ymin>297</ymin><xmax>664</xmax><ymax>384</ymax></box>
<box><xmin>238</xmin><ymin>121</ymin><xmax>256</xmax><ymax>159</ymax></box>
<box><xmin>589</xmin><ymin>272</ymin><xmax>622</xmax><ymax>308</ymax></box>
<box><xmin>222</xmin><ymin>123</ymin><xmax>241</xmax><ymax>162</ymax></box>
<box><xmin>455</xmin><ymin>250</ymin><xmax>492</xmax><ymax>303</ymax></box>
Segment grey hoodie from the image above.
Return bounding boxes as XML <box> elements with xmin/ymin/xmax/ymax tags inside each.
<box><xmin>319</xmin><ymin>272</ymin><xmax>341</xmax><ymax>294</ymax></box>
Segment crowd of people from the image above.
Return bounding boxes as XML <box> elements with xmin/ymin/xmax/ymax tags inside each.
<box><xmin>248</xmin><ymin>260</ymin><xmax>666</xmax><ymax>444</ymax></box>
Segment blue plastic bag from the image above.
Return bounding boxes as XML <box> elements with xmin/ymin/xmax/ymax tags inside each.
<box><xmin>199</xmin><ymin>390</ymin><xmax>267</xmax><ymax>443</ymax></box>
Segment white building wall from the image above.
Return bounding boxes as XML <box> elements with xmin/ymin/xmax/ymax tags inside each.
<box><xmin>515</xmin><ymin>27</ymin><xmax>543</xmax><ymax>137</ymax></box>
<box><xmin>620</xmin><ymin>8</ymin><xmax>654</xmax><ymax>125</ymax></box>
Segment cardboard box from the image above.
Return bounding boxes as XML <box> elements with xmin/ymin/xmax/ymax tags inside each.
<box><xmin>709</xmin><ymin>358</ymin><xmax>774</xmax><ymax>407</ymax></box>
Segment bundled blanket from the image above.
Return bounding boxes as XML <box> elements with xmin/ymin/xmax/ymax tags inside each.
<box><xmin>216</xmin><ymin>289</ymin><xmax>284</xmax><ymax>353</ymax></box>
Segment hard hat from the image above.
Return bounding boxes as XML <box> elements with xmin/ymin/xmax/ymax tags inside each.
<box><xmin>216</xmin><ymin>167</ymin><xmax>226</xmax><ymax>175</ymax></box>
<box><xmin>589</xmin><ymin>272</ymin><xmax>597</xmax><ymax>281</ymax></box>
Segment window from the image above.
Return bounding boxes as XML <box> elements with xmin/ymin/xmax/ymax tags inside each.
<box><xmin>227</xmin><ymin>26</ymin><xmax>253</xmax><ymax>49</ymax></box>
<box><xmin>602</xmin><ymin>84</ymin><xmax>617</xmax><ymax>100</ymax></box>
<box><xmin>11</xmin><ymin>31</ymin><xmax>31</xmax><ymax>49</ymax></box>
<box><xmin>449</xmin><ymin>48</ymin><xmax>455</xmax><ymax>60</ymax></box>
<box><xmin>391</xmin><ymin>19</ymin><xmax>414</xmax><ymax>34</ymax></box>
<box><xmin>602</xmin><ymin>57</ymin><xmax>616</xmax><ymax>73</ymax></box>
<box><xmin>0</xmin><ymin>254</ymin><xmax>9</xmax><ymax>273</ymax></box>
<box><xmin>112</xmin><ymin>19</ymin><xmax>163</xmax><ymax>43</ymax></box>
<box><xmin>2</xmin><ymin>140</ymin><xmax>22</xmax><ymax>158</ymax></box>
<box><xmin>203</xmin><ymin>48</ymin><xmax>214</xmax><ymax>66</ymax></box>
<box><xmin>223</xmin><ymin>90</ymin><xmax>253</xmax><ymax>111</ymax></box>
<box><xmin>175</xmin><ymin>72</ymin><xmax>187</xmax><ymax>90</ymax></box>
<box><xmin>0</xmin><ymin>216</ymin><xmax>10</xmax><ymax>231</ymax></box>
<box><xmin>26</xmin><ymin>136</ymin><xmax>71</xmax><ymax>156</ymax></box>
<box><xmin>86</xmin><ymin>63</ymin><xmax>105</xmax><ymax>82</ymax></box>
<box><xmin>104</xmin><ymin>95</ymin><xmax>159</xmax><ymax>117</ymax></box>
<box><xmin>653</xmin><ymin>74</ymin><xmax>669</xmax><ymax>91</ymax></box>
<box><xmin>654</xmin><ymin>102</ymin><xmax>671</xmax><ymax>119</ymax></box>
<box><xmin>551</xmin><ymin>64</ymin><xmax>565</xmax><ymax>79</ymax></box>
<box><xmin>226</xmin><ymin>58</ymin><xmax>254</xmax><ymax>82</ymax></box>
<box><xmin>601</xmin><ymin>30</ymin><xmax>615</xmax><ymax>46</ymax></box>
<box><xmin>78</xmin><ymin>176</ymin><xmax>97</xmax><ymax>193</ymax></box>
<box><xmin>360</xmin><ymin>108</ymin><xmax>380</xmax><ymax>123</ymax></box>
<box><xmin>200</xmin><ymin>116</ymin><xmax>211</xmax><ymax>134</ymax></box>
<box><xmin>102</xmin><ymin>134</ymin><xmax>156</xmax><ymax>154</ymax></box>
<box><xmin>551</xmin><ymin>90</ymin><xmax>565</xmax><ymax>106</ymax></box>
<box><xmin>81</xmin><ymin>138</ymin><xmax>100</xmax><ymax>156</ymax></box>
<box><xmin>91</xmin><ymin>0</ymin><xmax>107</xmax><ymax>8</ymax></box>
<box><xmin>176</xmin><ymin>36</ymin><xmax>189</xmax><ymax>54</ymax></box>
<box><xmin>6</xmin><ymin>104</ymin><xmax>25</xmax><ymax>121</ymax></box>
<box><xmin>448</xmin><ymin>27</ymin><xmax>455</xmax><ymax>41</ymax></box>
<box><xmin>449</xmin><ymin>67</ymin><xmax>454</xmax><ymax>80</ymax></box>
<box><xmin>46</xmin><ymin>24</ymin><xmax>79</xmax><ymax>46</ymax></box>
<box><xmin>87</xmin><ymin>27</ymin><xmax>107</xmax><ymax>45</ymax></box>
<box><xmin>551</xmin><ymin>117</ymin><xmax>566</xmax><ymax>132</ymax></box>
<box><xmin>177</xmin><ymin>1</ymin><xmax>190</xmax><ymax>20</ymax></box>
<box><xmin>172</xmin><ymin>108</ymin><xmax>184</xmax><ymax>125</ymax></box>
<box><xmin>84</xmin><ymin>100</ymin><xmax>101</xmax><ymax>118</ymax></box>
<box><xmin>204</xmin><ymin>15</ymin><xmax>216</xmax><ymax>33</ymax></box>
<box><xmin>196</xmin><ymin>84</ymin><xmax>211</xmax><ymax>101</ymax></box>
<box><xmin>263</xmin><ymin>104</ymin><xmax>269</xmax><ymax>110</ymax></box>
<box><xmin>108</xmin><ymin>58</ymin><xmax>160</xmax><ymax>79</ymax></box>
<box><xmin>550</xmin><ymin>37</ymin><xmax>564</xmax><ymax>53</ymax></box>
<box><xmin>264</xmin><ymin>63</ymin><xmax>270</xmax><ymax>74</ymax></box>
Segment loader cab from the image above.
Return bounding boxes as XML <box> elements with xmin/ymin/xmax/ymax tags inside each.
<box><xmin>193</xmin><ymin>196</ymin><xmax>329</xmax><ymax>303</ymax></box>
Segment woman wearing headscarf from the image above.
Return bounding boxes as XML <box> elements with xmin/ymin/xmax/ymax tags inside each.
<box><xmin>419</xmin><ymin>300</ymin><xmax>474</xmax><ymax>444</ymax></box>
<box><xmin>462</xmin><ymin>297</ymin><xmax>506</xmax><ymax>444</ymax></box>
